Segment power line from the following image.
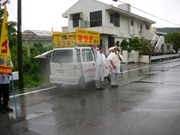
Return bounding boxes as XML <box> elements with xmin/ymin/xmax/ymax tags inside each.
<box><xmin>113</xmin><ymin>0</ymin><xmax>180</xmax><ymax>27</ymax></box>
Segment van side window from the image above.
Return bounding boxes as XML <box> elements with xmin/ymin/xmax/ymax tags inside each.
<box><xmin>76</xmin><ymin>49</ymin><xmax>81</xmax><ymax>62</ymax></box>
<box><xmin>82</xmin><ymin>49</ymin><xmax>93</xmax><ymax>62</ymax></box>
<box><xmin>52</xmin><ymin>50</ymin><xmax>73</xmax><ymax>63</ymax></box>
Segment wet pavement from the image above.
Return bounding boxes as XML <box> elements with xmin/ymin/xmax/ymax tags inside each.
<box><xmin>1</xmin><ymin>58</ymin><xmax>180</xmax><ymax>135</ymax></box>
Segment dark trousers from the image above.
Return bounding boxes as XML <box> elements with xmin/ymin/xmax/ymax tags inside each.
<box><xmin>0</xmin><ymin>84</ymin><xmax>10</xmax><ymax>107</ymax></box>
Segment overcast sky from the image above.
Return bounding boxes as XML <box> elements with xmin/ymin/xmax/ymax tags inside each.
<box><xmin>6</xmin><ymin>0</ymin><xmax>180</xmax><ymax>31</ymax></box>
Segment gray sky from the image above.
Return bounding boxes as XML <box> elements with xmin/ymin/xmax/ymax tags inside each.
<box><xmin>6</xmin><ymin>0</ymin><xmax>180</xmax><ymax>31</ymax></box>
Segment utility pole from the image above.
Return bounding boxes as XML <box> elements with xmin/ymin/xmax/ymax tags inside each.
<box><xmin>17</xmin><ymin>0</ymin><xmax>24</xmax><ymax>91</ymax></box>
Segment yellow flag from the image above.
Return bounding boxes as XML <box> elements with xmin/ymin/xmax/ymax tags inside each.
<box><xmin>0</xmin><ymin>4</ymin><xmax>12</xmax><ymax>74</ymax></box>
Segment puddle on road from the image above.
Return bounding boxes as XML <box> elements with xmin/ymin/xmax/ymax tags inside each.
<box><xmin>133</xmin><ymin>80</ymin><xmax>160</xmax><ymax>84</ymax></box>
<box><xmin>7</xmin><ymin>107</ymin><xmax>53</xmax><ymax>121</ymax></box>
<box><xmin>143</xmin><ymin>71</ymin><xmax>161</xmax><ymax>75</ymax></box>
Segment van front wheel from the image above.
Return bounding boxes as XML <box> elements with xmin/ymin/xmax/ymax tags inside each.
<box><xmin>79</xmin><ymin>77</ymin><xmax>86</xmax><ymax>90</ymax></box>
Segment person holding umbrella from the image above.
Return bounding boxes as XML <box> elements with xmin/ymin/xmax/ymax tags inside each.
<box><xmin>107</xmin><ymin>46</ymin><xmax>123</xmax><ymax>88</ymax></box>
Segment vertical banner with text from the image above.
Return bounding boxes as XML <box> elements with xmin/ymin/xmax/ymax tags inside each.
<box><xmin>0</xmin><ymin>4</ymin><xmax>13</xmax><ymax>74</ymax></box>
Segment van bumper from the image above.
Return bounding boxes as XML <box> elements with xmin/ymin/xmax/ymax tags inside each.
<box><xmin>50</xmin><ymin>75</ymin><xmax>79</xmax><ymax>85</ymax></box>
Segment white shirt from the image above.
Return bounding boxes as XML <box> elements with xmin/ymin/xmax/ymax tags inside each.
<box><xmin>107</xmin><ymin>52</ymin><xmax>120</xmax><ymax>73</ymax></box>
<box><xmin>95</xmin><ymin>51</ymin><xmax>106</xmax><ymax>81</ymax></box>
<box><xmin>95</xmin><ymin>51</ymin><xmax>106</xmax><ymax>66</ymax></box>
<box><xmin>107</xmin><ymin>52</ymin><xmax>120</xmax><ymax>67</ymax></box>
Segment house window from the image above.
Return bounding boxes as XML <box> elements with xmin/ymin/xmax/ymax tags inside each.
<box><xmin>90</xmin><ymin>11</ymin><xmax>102</xmax><ymax>27</ymax></box>
<box><xmin>131</xmin><ymin>20</ymin><xmax>134</xmax><ymax>26</ymax></box>
<box><xmin>114</xmin><ymin>13</ymin><xmax>120</xmax><ymax>27</ymax></box>
<box><xmin>146</xmin><ymin>25</ymin><xmax>149</xmax><ymax>30</ymax></box>
<box><xmin>72</xmin><ymin>13</ymin><xmax>80</xmax><ymax>27</ymax></box>
<box><xmin>110</xmin><ymin>13</ymin><xmax>114</xmax><ymax>23</ymax></box>
<box><xmin>109</xmin><ymin>13</ymin><xmax>120</xmax><ymax>27</ymax></box>
<box><xmin>140</xmin><ymin>24</ymin><xmax>142</xmax><ymax>30</ymax></box>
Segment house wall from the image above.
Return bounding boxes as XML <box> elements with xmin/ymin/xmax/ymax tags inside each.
<box><xmin>62</xmin><ymin>0</ymin><xmax>164</xmax><ymax>52</ymax></box>
<box><xmin>66</xmin><ymin>0</ymin><xmax>110</xmax><ymax>32</ymax></box>
<box><xmin>164</xmin><ymin>43</ymin><xmax>173</xmax><ymax>53</ymax></box>
<box><xmin>64</xmin><ymin>0</ymin><xmax>152</xmax><ymax>38</ymax></box>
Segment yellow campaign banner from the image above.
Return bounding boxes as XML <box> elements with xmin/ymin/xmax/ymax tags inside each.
<box><xmin>0</xmin><ymin>4</ymin><xmax>13</xmax><ymax>74</ymax></box>
<box><xmin>53</xmin><ymin>32</ymin><xmax>76</xmax><ymax>48</ymax></box>
<box><xmin>75</xmin><ymin>28</ymin><xmax>100</xmax><ymax>45</ymax></box>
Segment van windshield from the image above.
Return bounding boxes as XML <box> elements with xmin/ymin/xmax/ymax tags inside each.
<box><xmin>52</xmin><ymin>50</ymin><xmax>73</xmax><ymax>63</ymax></box>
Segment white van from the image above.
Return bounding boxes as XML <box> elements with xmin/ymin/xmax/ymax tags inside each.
<box><xmin>50</xmin><ymin>46</ymin><xmax>110</xmax><ymax>89</ymax></box>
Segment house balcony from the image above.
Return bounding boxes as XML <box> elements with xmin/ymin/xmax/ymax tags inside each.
<box><xmin>63</xmin><ymin>23</ymin><xmax>131</xmax><ymax>38</ymax></box>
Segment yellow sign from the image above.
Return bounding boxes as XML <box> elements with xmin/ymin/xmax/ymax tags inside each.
<box><xmin>0</xmin><ymin>5</ymin><xmax>13</xmax><ymax>74</ymax></box>
<box><xmin>53</xmin><ymin>29</ymin><xmax>100</xmax><ymax>48</ymax></box>
<box><xmin>53</xmin><ymin>32</ymin><xmax>76</xmax><ymax>48</ymax></box>
<box><xmin>75</xmin><ymin>28</ymin><xmax>100</xmax><ymax>45</ymax></box>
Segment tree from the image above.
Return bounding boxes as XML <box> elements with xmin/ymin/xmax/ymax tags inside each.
<box><xmin>120</xmin><ymin>39</ymin><xmax>129</xmax><ymax>50</ymax></box>
<box><xmin>33</xmin><ymin>42</ymin><xmax>44</xmax><ymax>53</ymax></box>
<box><xmin>8</xmin><ymin>21</ymin><xmax>17</xmax><ymax>48</ymax></box>
<box><xmin>165</xmin><ymin>32</ymin><xmax>180</xmax><ymax>53</ymax></box>
<box><xmin>139</xmin><ymin>39</ymin><xmax>154</xmax><ymax>55</ymax></box>
<box><xmin>1</xmin><ymin>4</ymin><xmax>54</xmax><ymax>89</ymax></box>
<box><xmin>129</xmin><ymin>37</ymin><xmax>141</xmax><ymax>51</ymax></box>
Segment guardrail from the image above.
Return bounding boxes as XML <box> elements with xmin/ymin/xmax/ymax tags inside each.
<box><xmin>151</xmin><ymin>54</ymin><xmax>180</xmax><ymax>61</ymax></box>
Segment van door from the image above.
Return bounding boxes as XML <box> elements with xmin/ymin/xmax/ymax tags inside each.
<box><xmin>50</xmin><ymin>48</ymin><xmax>78</xmax><ymax>85</ymax></box>
<box><xmin>81</xmin><ymin>48</ymin><xmax>96</xmax><ymax>83</ymax></box>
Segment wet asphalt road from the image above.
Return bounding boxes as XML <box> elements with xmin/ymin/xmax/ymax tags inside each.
<box><xmin>1</xmin><ymin>58</ymin><xmax>180</xmax><ymax>135</ymax></box>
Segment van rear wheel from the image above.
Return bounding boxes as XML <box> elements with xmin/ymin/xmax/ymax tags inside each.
<box><xmin>79</xmin><ymin>77</ymin><xmax>86</xmax><ymax>90</ymax></box>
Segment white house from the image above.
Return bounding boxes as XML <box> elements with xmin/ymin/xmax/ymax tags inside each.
<box><xmin>62</xmin><ymin>0</ymin><xmax>164</xmax><ymax>53</ymax></box>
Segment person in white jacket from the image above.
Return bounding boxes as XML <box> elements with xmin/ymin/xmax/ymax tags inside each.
<box><xmin>94</xmin><ymin>46</ymin><xmax>106</xmax><ymax>90</ymax></box>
